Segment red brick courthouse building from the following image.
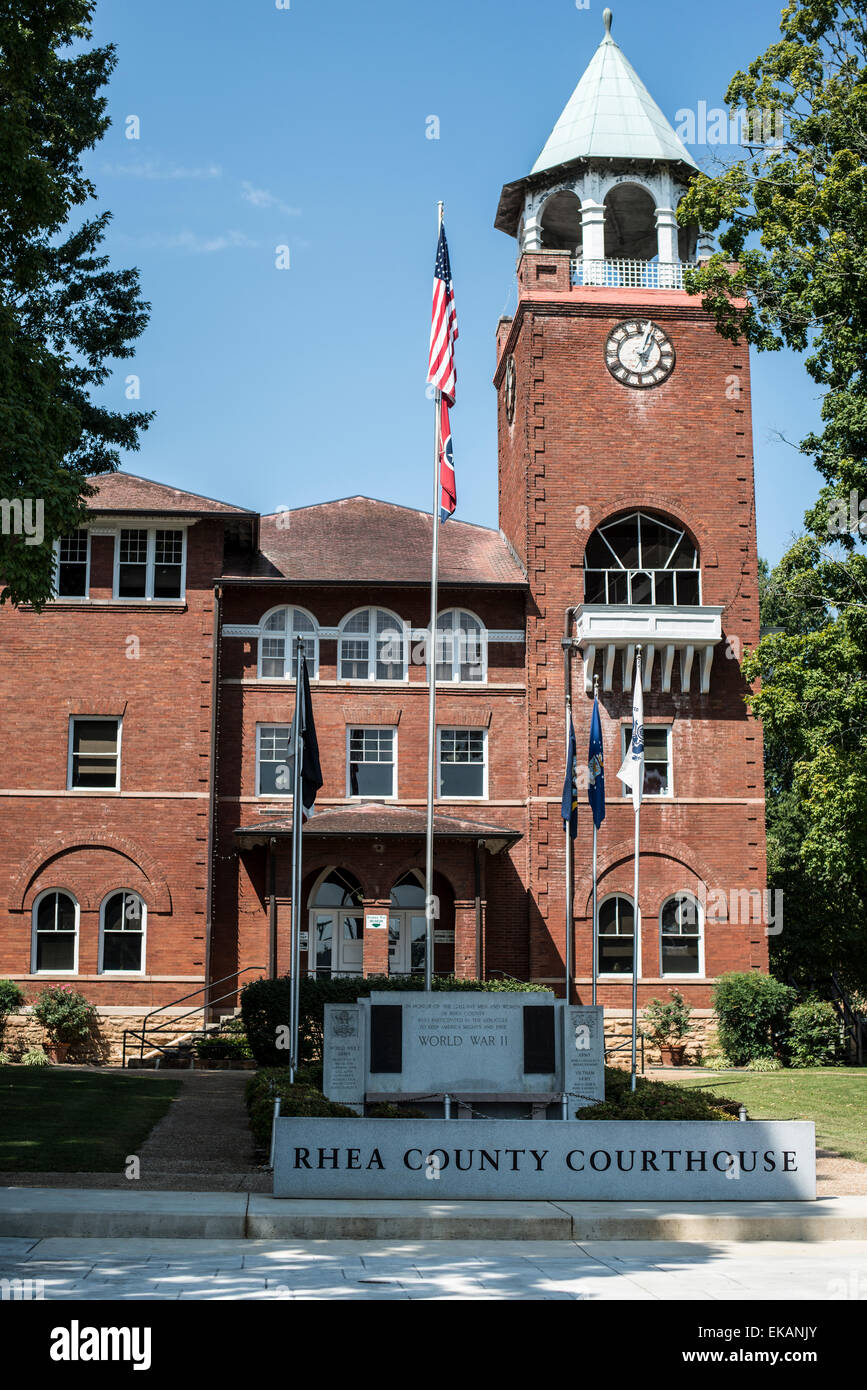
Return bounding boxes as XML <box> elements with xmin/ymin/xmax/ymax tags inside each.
<box><xmin>0</xmin><ymin>19</ymin><xmax>767</xmax><ymax>1058</ymax></box>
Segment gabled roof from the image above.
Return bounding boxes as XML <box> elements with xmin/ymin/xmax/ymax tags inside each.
<box><xmin>222</xmin><ymin>496</ymin><xmax>527</xmax><ymax>587</ymax></box>
<box><xmin>86</xmin><ymin>471</ymin><xmax>255</xmax><ymax>517</ymax></box>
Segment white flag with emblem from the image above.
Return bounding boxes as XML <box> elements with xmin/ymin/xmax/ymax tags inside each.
<box><xmin>617</xmin><ymin>653</ymin><xmax>644</xmax><ymax>811</ymax></box>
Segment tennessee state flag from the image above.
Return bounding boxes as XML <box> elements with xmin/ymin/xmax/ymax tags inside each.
<box><xmin>439</xmin><ymin>396</ymin><xmax>456</xmax><ymax>522</ymax></box>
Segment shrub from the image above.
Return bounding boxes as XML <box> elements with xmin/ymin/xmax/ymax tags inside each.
<box><xmin>241</xmin><ymin>973</ymin><xmax>549</xmax><ymax>1067</ymax></box>
<box><xmin>0</xmin><ymin>979</ymin><xmax>24</xmax><ymax>1045</ymax></box>
<box><xmin>641</xmin><ymin>990</ymin><xmax>692</xmax><ymax>1045</ymax></box>
<box><xmin>21</xmin><ymin>1047</ymin><xmax>49</xmax><ymax>1066</ymax></box>
<box><xmin>246</xmin><ymin>1068</ymin><xmax>430</xmax><ymax>1146</ymax></box>
<box><xmin>194</xmin><ymin>1034</ymin><xmax>253</xmax><ymax>1061</ymax></box>
<box><xmin>786</xmin><ymin>1000</ymin><xmax>845</xmax><ymax>1068</ymax></box>
<box><xmin>712</xmin><ymin>973</ymin><xmax>795</xmax><ymax>1065</ymax></box>
<box><xmin>0</xmin><ymin>1051</ymin><xmax>11</xmax><ymax>1065</ymax></box>
<box><xmin>579</xmin><ymin>1067</ymin><xmax>740</xmax><ymax>1121</ymax></box>
<box><xmin>747</xmin><ymin>1055</ymin><xmax>783</xmax><ymax>1071</ymax></box>
<box><xmin>701</xmin><ymin>1051</ymin><xmax>735</xmax><ymax>1070</ymax></box>
<box><xmin>33</xmin><ymin>985</ymin><xmax>98</xmax><ymax>1048</ymax></box>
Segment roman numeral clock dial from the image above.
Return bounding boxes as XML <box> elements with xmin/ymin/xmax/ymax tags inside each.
<box><xmin>605</xmin><ymin>319</ymin><xmax>675</xmax><ymax>389</ymax></box>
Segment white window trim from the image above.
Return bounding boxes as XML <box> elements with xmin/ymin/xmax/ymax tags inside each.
<box><xmin>620</xmin><ymin>722</ymin><xmax>673</xmax><ymax>798</ymax></box>
<box><xmin>31</xmin><ymin>889</ymin><xmax>80</xmax><ymax>975</ymax></box>
<box><xmin>67</xmin><ymin>716</ymin><xmax>123</xmax><ymax>793</ymax></box>
<box><xmin>255</xmin><ymin>722</ymin><xmax>293</xmax><ymax>799</ymax></box>
<box><xmin>597</xmin><ymin>892</ymin><xmax>642</xmax><ymax>980</ymax></box>
<box><xmin>659</xmin><ymin>892</ymin><xmax>705</xmax><ymax>979</ymax></box>
<box><xmin>432</xmin><ymin>608</ymin><xmax>489</xmax><ymax>684</ymax></box>
<box><xmin>98</xmin><ymin>890</ymin><xmax>147</xmax><ymax>975</ymax></box>
<box><xmin>437</xmin><ymin>726</ymin><xmax>488</xmax><ymax>800</ymax></box>
<box><xmin>337</xmin><ymin>606</ymin><xmax>409</xmax><ymax>683</ymax></box>
<box><xmin>346</xmin><ymin>724</ymin><xmax>398</xmax><ymax>799</ymax></box>
<box><xmin>256</xmin><ymin>604</ymin><xmax>320</xmax><ymax>680</ymax></box>
<box><xmin>112</xmin><ymin>526</ymin><xmax>187</xmax><ymax>602</ymax></box>
<box><xmin>52</xmin><ymin>531</ymin><xmax>91</xmax><ymax>601</ymax></box>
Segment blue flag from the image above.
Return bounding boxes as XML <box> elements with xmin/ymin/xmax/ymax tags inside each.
<box><xmin>561</xmin><ymin>717</ymin><xmax>578</xmax><ymax>840</ymax></box>
<box><xmin>587</xmin><ymin>693</ymin><xmax>605</xmax><ymax>829</ymax></box>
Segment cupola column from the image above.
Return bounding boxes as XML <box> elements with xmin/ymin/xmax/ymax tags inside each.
<box><xmin>655</xmin><ymin>205</ymin><xmax>679</xmax><ymax>263</ymax></box>
<box><xmin>580</xmin><ymin>199</ymin><xmax>606</xmax><ymax>260</ymax></box>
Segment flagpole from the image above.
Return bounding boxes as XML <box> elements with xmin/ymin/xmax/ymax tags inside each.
<box><xmin>630</xmin><ymin>644</ymin><xmax>642</xmax><ymax>1093</ymax></box>
<box><xmin>289</xmin><ymin>635</ymin><xmax>304</xmax><ymax>1081</ymax></box>
<box><xmin>424</xmin><ymin>200</ymin><xmax>444</xmax><ymax>993</ymax></box>
<box><xmin>592</xmin><ymin>672</ymin><xmax>599</xmax><ymax>1008</ymax></box>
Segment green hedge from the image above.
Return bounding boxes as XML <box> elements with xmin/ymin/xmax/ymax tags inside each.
<box><xmin>580</xmin><ymin>1067</ymin><xmax>740</xmax><ymax>1121</ymax></box>
<box><xmin>241</xmin><ymin>973</ymin><xmax>548</xmax><ymax>1067</ymax></box>
<box><xmin>712</xmin><ymin>973</ymin><xmax>796</xmax><ymax>1065</ymax></box>
<box><xmin>786</xmin><ymin>1000</ymin><xmax>845</xmax><ymax>1068</ymax></box>
<box><xmin>245</xmin><ymin>1067</ymin><xmax>428</xmax><ymax>1147</ymax></box>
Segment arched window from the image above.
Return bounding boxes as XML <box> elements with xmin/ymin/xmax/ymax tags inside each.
<box><xmin>100</xmin><ymin>891</ymin><xmax>146</xmax><ymax>973</ymax></box>
<box><xmin>598</xmin><ymin>894</ymin><xmax>636</xmax><ymax>976</ymax></box>
<box><xmin>660</xmin><ymin>893</ymin><xmax>703</xmax><ymax>976</ymax></box>
<box><xmin>258</xmin><ymin>606</ymin><xmax>318</xmax><ymax>679</ymax></box>
<box><xmin>540</xmin><ymin>190</ymin><xmax>582</xmax><ymax>255</ymax></box>
<box><xmin>603</xmin><ymin>184</ymin><xmax>658</xmax><ymax>261</ymax></box>
<box><xmin>584</xmin><ymin>510</ymin><xmax>700</xmax><ymax>606</ymax></box>
<box><xmin>308</xmin><ymin>869</ymin><xmax>364</xmax><ymax>977</ymax></box>
<box><xmin>338</xmin><ymin>607</ymin><xmax>406</xmax><ymax>682</ymax></box>
<box><xmin>32</xmin><ymin>890</ymin><xmax>78</xmax><ymax>974</ymax></box>
<box><xmin>435</xmin><ymin>609</ymin><xmax>487</xmax><ymax>683</ymax></box>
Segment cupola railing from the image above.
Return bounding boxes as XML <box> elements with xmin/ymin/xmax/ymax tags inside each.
<box><xmin>570</xmin><ymin>257</ymin><xmax>693</xmax><ymax>290</ymax></box>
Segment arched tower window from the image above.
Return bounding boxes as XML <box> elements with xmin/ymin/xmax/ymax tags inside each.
<box><xmin>603</xmin><ymin>184</ymin><xmax>657</xmax><ymax>261</ymax></box>
<box><xmin>584</xmin><ymin>510</ymin><xmax>700</xmax><ymax>606</ymax></box>
<box><xmin>540</xmin><ymin>190</ymin><xmax>583</xmax><ymax>255</ymax></box>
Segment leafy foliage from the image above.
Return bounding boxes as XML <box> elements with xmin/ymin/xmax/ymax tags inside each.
<box><xmin>641</xmin><ymin>990</ymin><xmax>693</xmax><ymax>1045</ymax></box>
<box><xmin>712</xmin><ymin>973</ymin><xmax>797</xmax><ymax>1064</ymax></box>
<box><xmin>786</xmin><ymin>998</ymin><xmax>846</xmax><ymax>1066</ymax></box>
<box><xmin>0</xmin><ymin>0</ymin><xmax>152</xmax><ymax>607</ymax></box>
<box><xmin>33</xmin><ymin>983</ymin><xmax>97</xmax><ymax>1046</ymax></box>
<box><xmin>245</xmin><ymin>1068</ymin><xmax>428</xmax><ymax>1148</ymax></box>
<box><xmin>579</xmin><ymin>1067</ymin><xmax>740</xmax><ymax>1121</ymax></box>
<box><xmin>0</xmin><ymin>979</ymin><xmax>24</xmax><ymax>1042</ymax></box>
<box><xmin>679</xmin><ymin>1</ymin><xmax>867</xmax><ymax>991</ymax></box>
<box><xmin>241</xmin><ymin>973</ymin><xmax>549</xmax><ymax>1068</ymax></box>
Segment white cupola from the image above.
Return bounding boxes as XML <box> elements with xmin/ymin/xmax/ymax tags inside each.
<box><xmin>495</xmin><ymin>10</ymin><xmax>711</xmax><ymax>285</ymax></box>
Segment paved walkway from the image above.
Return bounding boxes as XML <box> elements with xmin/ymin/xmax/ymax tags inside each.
<box><xmin>2</xmin><ymin>1235</ymin><xmax>865</xmax><ymax>1300</ymax></box>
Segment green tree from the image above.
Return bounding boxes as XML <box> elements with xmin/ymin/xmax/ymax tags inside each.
<box><xmin>679</xmin><ymin>0</ymin><xmax>867</xmax><ymax>992</ymax></box>
<box><xmin>0</xmin><ymin>0</ymin><xmax>152</xmax><ymax>608</ymax></box>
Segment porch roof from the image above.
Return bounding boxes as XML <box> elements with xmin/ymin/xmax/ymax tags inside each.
<box><xmin>234</xmin><ymin>802</ymin><xmax>521</xmax><ymax>852</ymax></box>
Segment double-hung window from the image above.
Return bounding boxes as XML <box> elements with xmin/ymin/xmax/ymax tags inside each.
<box><xmin>347</xmin><ymin>727</ymin><xmax>395</xmax><ymax>797</ymax></box>
<box><xmin>621</xmin><ymin>724</ymin><xmax>671</xmax><ymax>797</ymax></box>
<box><xmin>438</xmin><ymin>728</ymin><xmax>487</xmax><ymax>798</ymax></box>
<box><xmin>257</xmin><ymin>725</ymin><xmax>292</xmax><ymax>796</ymax></box>
<box><xmin>116</xmin><ymin>528</ymin><xmax>185</xmax><ymax>599</ymax></box>
<box><xmin>68</xmin><ymin>718</ymin><xmax>121</xmax><ymax>791</ymax></box>
<box><xmin>55</xmin><ymin>531</ymin><xmax>89</xmax><ymax>598</ymax></box>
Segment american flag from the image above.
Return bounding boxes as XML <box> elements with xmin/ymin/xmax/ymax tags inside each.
<box><xmin>428</xmin><ymin>224</ymin><xmax>458</xmax><ymax>405</ymax></box>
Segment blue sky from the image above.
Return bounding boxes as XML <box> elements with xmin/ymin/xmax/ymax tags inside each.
<box><xmin>84</xmin><ymin>0</ymin><xmax>822</xmax><ymax>565</ymax></box>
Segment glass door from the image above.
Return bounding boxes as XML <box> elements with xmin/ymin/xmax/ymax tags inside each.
<box><xmin>387</xmin><ymin>912</ymin><xmax>427</xmax><ymax>976</ymax></box>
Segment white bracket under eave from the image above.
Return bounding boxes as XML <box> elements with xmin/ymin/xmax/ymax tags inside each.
<box><xmin>622</xmin><ymin>643</ymin><xmax>635</xmax><ymax>690</ymax></box>
<box><xmin>680</xmin><ymin>644</ymin><xmax>695</xmax><ymax>693</ymax></box>
<box><xmin>700</xmin><ymin>644</ymin><xmax>714</xmax><ymax>694</ymax></box>
<box><xmin>642</xmin><ymin>644</ymin><xmax>656</xmax><ymax>692</ymax></box>
<box><xmin>661</xmin><ymin>643</ymin><xmax>675</xmax><ymax>693</ymax></box>
<box><xmin>583</xmin><ymin>644</ymin><xmax>596</xmax><ymax>695</ymax></box>
<box><xmin>603</xmin><ymin>643</ymin><xmax>616</xmax><ymax>691</ymax></box>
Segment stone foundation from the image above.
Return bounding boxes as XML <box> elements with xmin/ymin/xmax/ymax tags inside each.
<box><xmin>1</xmin><ymin>1009</ymin><xmax>206</xmax><ymax>1066</ymax></box>
<box><xmin>604</xmin><ymin>1009</ymin><xmax>718</xmax><ymax>1070</ymax></box>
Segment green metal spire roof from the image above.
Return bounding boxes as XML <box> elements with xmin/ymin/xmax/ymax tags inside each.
<box><xmin>530</xmin><ymin>9</ymin><xmax>698</xmax><ymax>175</ymax></box>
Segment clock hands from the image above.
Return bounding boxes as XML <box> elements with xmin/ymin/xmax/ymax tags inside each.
<box><xmin>636</xmin><ymin>322</ymin><xmax>655</xmax><ymax>369</ymax></box>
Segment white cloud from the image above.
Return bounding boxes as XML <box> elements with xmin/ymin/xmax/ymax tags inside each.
<box><xmin>241</xmin><ymin>181</ymin><xmax>301</xmax><ymax>217</ymax></box>
<box><xmin>118</xmin><ymin>229</ymin><xmax>260</xmax><ymax>254</ymax></box>
<box><xmin>102</xmin><ymin>160</ymin><xmax>223</xmax><ymax>181</ymax></box>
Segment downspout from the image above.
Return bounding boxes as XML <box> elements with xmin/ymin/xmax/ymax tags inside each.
<box><xmin>474</xmin><ymin>841</ymin><xmax>483</xmax><ymax>979</ymax></box>
<box><xmin>268</xmin><ymin>838</ymin><xmax>278</xmax><ymax>979</ymax></box>
<box><xmin>204</xmin><ymin>583</ymin><xmax>222</xmax><ymax>1025</ymax></box>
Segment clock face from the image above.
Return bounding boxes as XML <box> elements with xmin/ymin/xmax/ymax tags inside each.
<box><xmin>504</xmin><ymin>355</ymin><xmax>516</xmax><ymax>423</ymax></box>
<box><xmin>605</xmin><ymin>320</ymin><xmax>675</xmax><ymax>388</ymax></box>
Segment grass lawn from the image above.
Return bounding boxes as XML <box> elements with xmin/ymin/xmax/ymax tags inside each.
<box><xmin>0</xmin><ymin>1067</ymin><xmax>181</xmax><ymax>1172</ymax></box>
<box><xmin>675</xmin><ymin>1070</ymin><xmax>867</xmax><ymax>1163</ymax></box>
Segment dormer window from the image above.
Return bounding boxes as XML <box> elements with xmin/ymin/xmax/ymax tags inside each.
<box><xmin>584</xmin><ymin>511</ymin><xmax>700</xmax><ymax>607</ymax></box>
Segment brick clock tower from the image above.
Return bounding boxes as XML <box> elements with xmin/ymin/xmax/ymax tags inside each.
<box><xmin>494</xmin><ymin>10</ymin><xmax>768</xmax><ymax>1027</ymax></box>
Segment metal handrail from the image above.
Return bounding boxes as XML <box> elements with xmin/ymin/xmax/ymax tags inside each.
<box><xmin>604</xmin><ymin>1035</ymin><xmax>646</xmax><ymax>1074</ymax></box>
<box><xmin>122</xmin><ymin>965</ymin><xmax>265</xmax><ymax>1067</ymax></box>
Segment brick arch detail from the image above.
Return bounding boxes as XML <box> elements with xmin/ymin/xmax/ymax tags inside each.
<box><xmin>575</xmin><ymin>836</ymin><xmax>723</xmax><ymax>917</ymax></box>
<box><xmin>9</xmin><ymin>833</ymin><xmax>172</xmax><ymax>913</ymax></box>
<box><xmin>576</xmin><ymin>493</ymin><xmax>719</xmax><ymax>569</ymax></box>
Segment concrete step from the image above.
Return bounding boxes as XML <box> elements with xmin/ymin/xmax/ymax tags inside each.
<box><xmin>2</xmin><ymin>1189</ymin><xmax>867</xmax><ymax>1242</ymax></box>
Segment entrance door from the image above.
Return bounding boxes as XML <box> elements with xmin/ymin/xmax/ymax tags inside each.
<box><xmin>388</xmin><ymin>912</ymin><xmax>427</xmax><ymax>976</ymax></box>
<box><xmin>309</xmin><ymin>910</ymin><xmax>364</xmax><ymax>976</ymax></box>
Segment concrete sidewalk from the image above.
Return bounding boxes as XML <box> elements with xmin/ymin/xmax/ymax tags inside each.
<box><xmin>2</xmin><ymin>1188</ymin><xmax>867</xmax><ymax>1241</ymax></box>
